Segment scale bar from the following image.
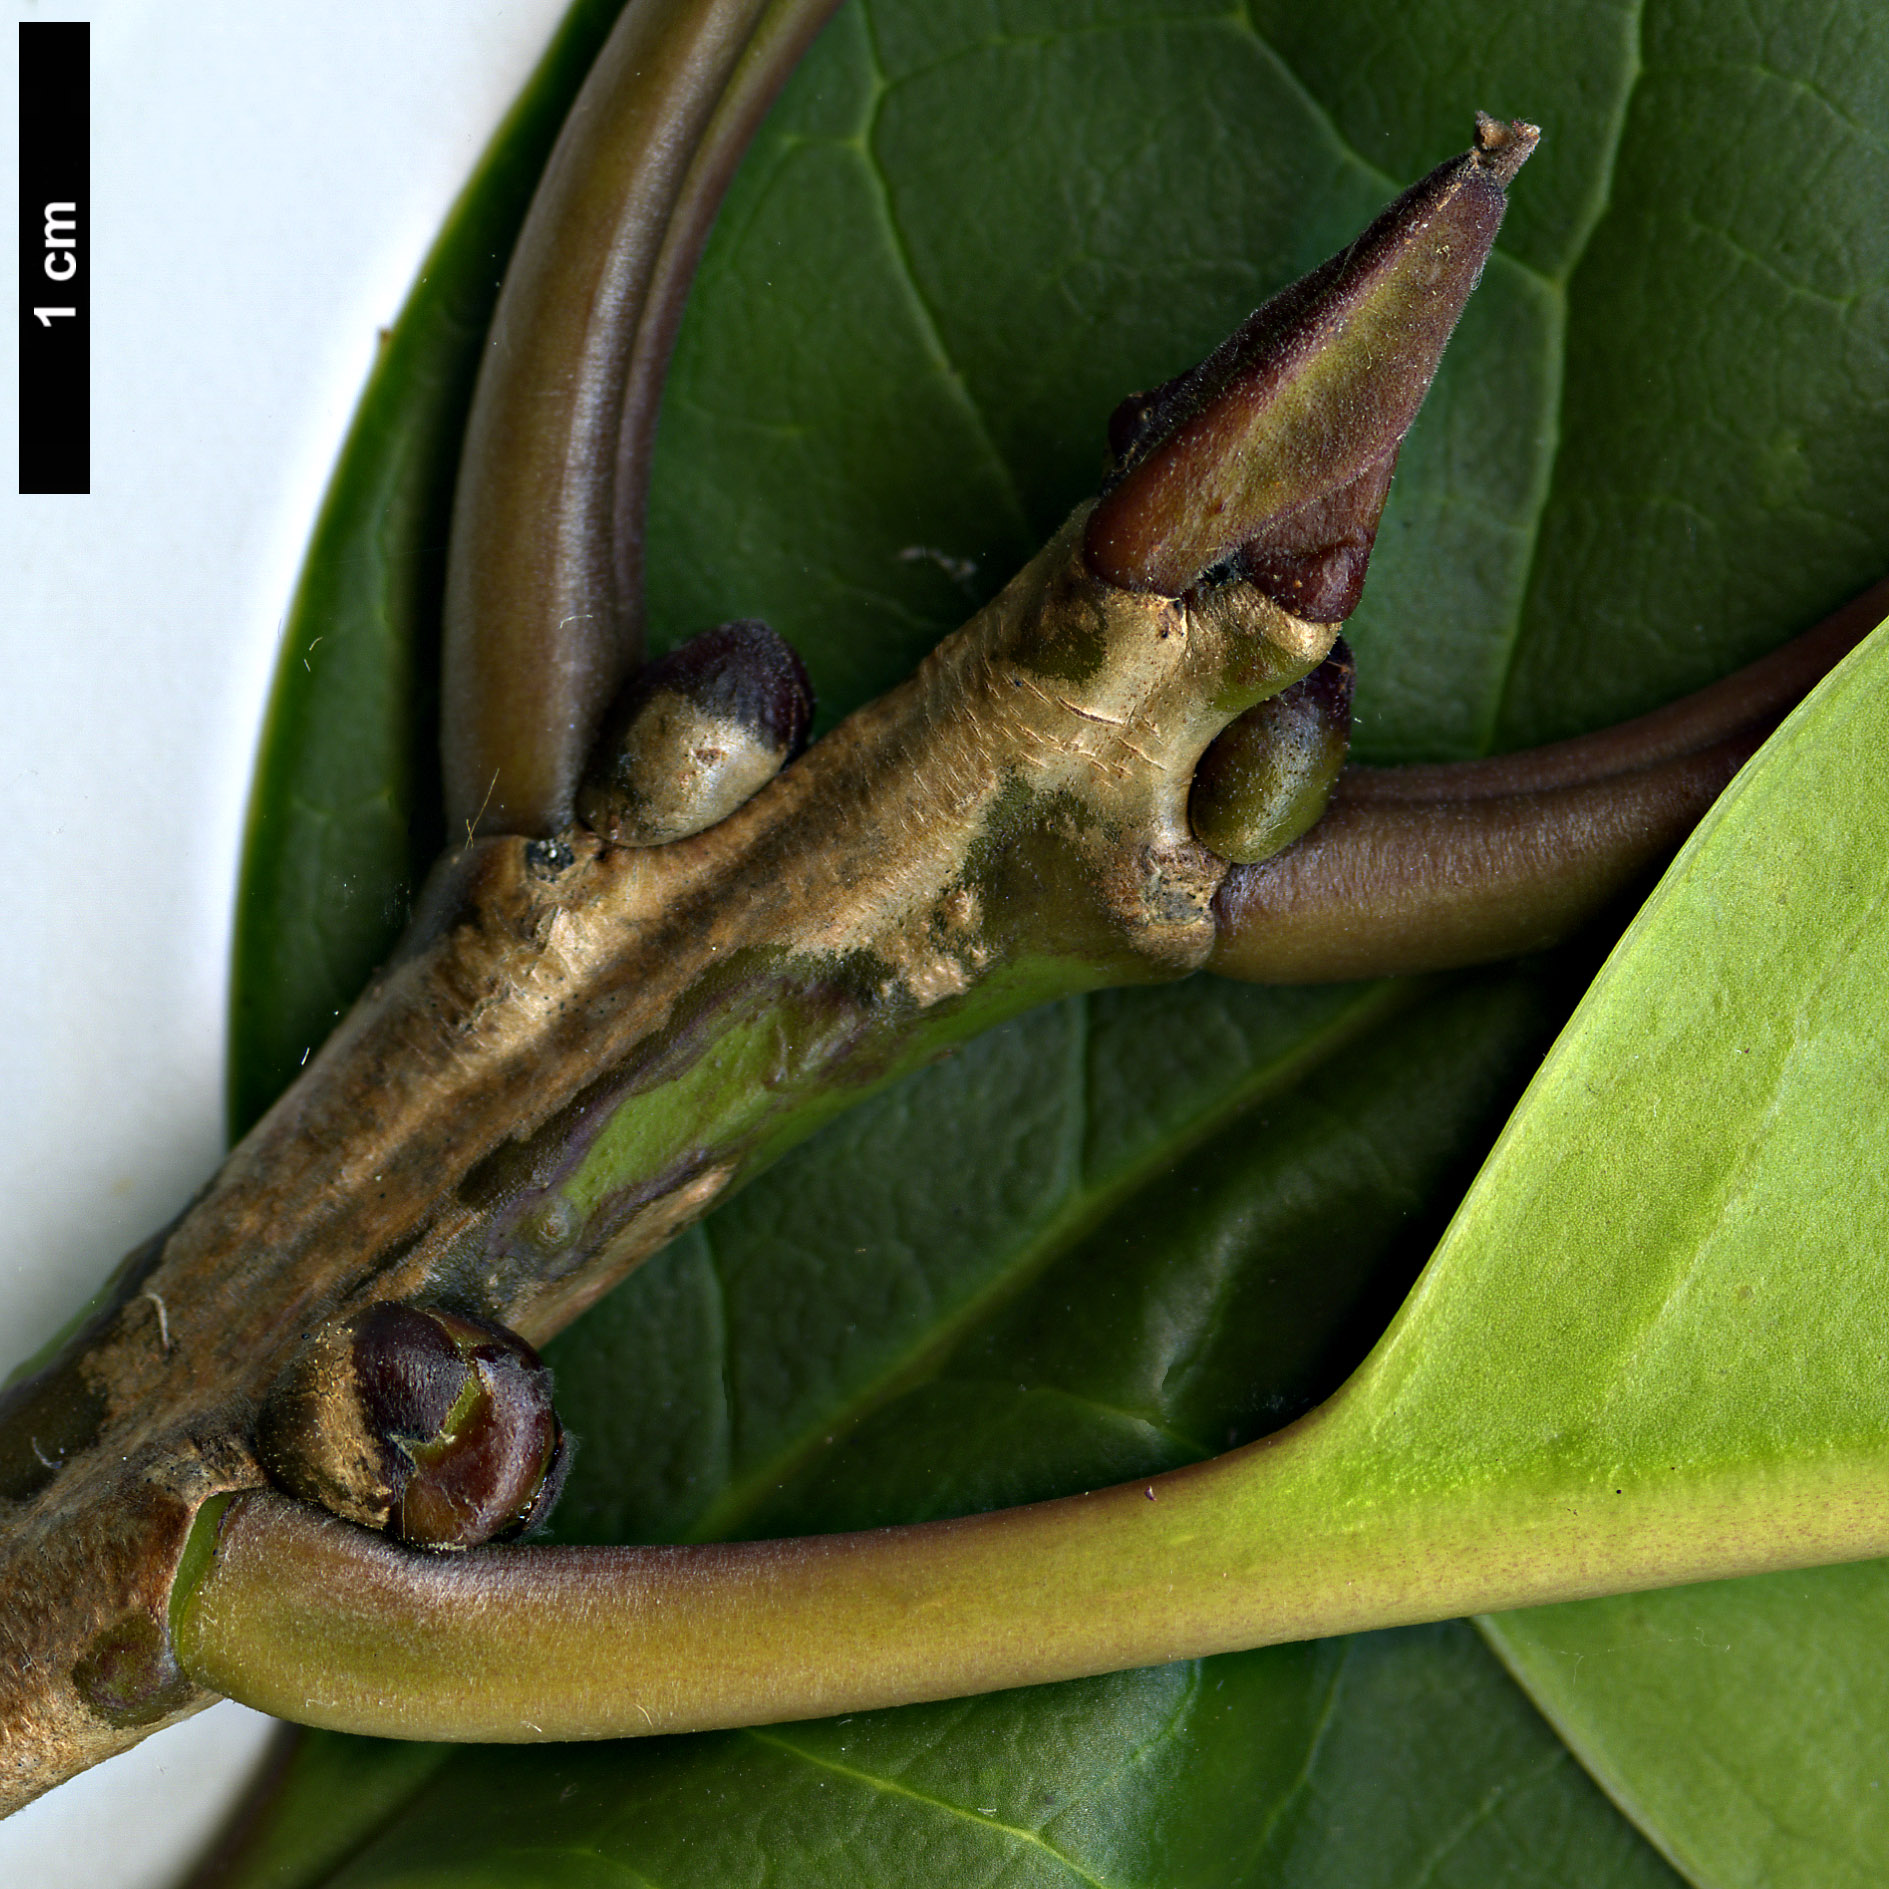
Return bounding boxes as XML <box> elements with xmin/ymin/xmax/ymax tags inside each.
<box><xmin>18</xmin><ymin>22</ymin><xmax>90</xmax><ymax>496</ymax></box>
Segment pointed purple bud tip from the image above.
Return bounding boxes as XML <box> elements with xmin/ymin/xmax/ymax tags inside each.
<box><xmin>1472</xmin><ymin>111</ymin><xmax>1541</xmax><ymax>187</ymax></box>
<box><xmin>1085</xmin><ymin>117</ymin><xmax>1539</xmax><ymax>606</ymax></box>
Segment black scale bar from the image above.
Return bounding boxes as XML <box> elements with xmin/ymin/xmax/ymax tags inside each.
<box><xmin>18</xmin><ymin>22</ymin><xmax>89</xmax><ymax>495</ymax></box>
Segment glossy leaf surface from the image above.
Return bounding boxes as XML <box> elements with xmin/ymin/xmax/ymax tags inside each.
<box><xmin>226</xmin><ymin>0</ymin><xmax>634</xmax><ymax>1137</ymax></box>
<box><xmin>219</xmin><ymin>967</ymin><xmax>1681</xmax><ymax>1887</ymax></box>
<box><xmin>221</xmin><ymin>0</ymin><xmax>1889</xmax><ymax>1882</ymax></box>
<box><xmin>285</xmin><ymin>1624</ymin><xmax>1681</xmax><ymax>1889</ymax></box>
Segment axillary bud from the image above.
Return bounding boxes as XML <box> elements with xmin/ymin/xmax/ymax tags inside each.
<box><xmin>256</xmin><ymin>1302</ymin><xmax>568</xmax><ymax>1550</ymax></box>
<box><xmin>1190</xmin><ymin>640</ymin><xmax>1355</xmax><ymax>865</ymax></box>
<box><xmin>577</xmin><ymin>617</ymin><xmax>815</xmax><ymax>846</ymax></box>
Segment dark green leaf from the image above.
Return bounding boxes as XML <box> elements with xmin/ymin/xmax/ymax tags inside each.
<box><xmin>304</xmin><ymin>1625</ymin><xmax>1677</xmax><ymax>1889</ymax></box>
<box><xmin>193</xmin><ymin>1736</ymin><xmax>451</xmax><ymax>1889</ymax></box>
<box><xmin>222</xmin><ymin>0</ymin><xmax>1889</xmax><ymax>1882</ymax></box>
<box><xmin>225</xmin><ymin>0</ymin><xmax>634</xmax><ymax>1137</ymax></box>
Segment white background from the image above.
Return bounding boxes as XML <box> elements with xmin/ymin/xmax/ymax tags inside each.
<box><xmin>1</xmin><ymin>4</ymin><xmax>571</xmax><ymax>1881</ymax></box>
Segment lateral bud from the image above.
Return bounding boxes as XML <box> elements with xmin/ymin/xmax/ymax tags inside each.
<box><xmin>1189</xmin><ymin>640</ymin><xmax>1355</xmax><ymax>864</ymax></box>
<box><xmin>255</xmin><ymin>1303</ymin><xmax>568</xmax><ymax>1551</ymax></box>
<box><xmin>1085</xmin><ymin>114</ymin><xmax>1539</xmax><ymax>602</ymax></box>
<box><xmin>576</xmin><ymin>618</ymin><xmax>815</xmax><ymax>846</ymax></box>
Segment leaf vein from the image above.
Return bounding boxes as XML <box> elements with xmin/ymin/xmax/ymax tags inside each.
<box><xmin>1485</xmin><ymin>0</ymin><xmax>1647</xmax><ymax>747</ymax></box>
<box><xmin>856</xmin><ymin>2</ymin><xmax>1035</xmax><ymax>543</ymax></box>
<box><xmin>743</xmin><ymin>1728</ymin><xmax>1120</xmax><ymax>1887</ymax></box>
<box><xmin>1403</xmin><ymin>1743</ymin><xmax>1570</xmax><ymax>1888</ymax></box>
<box><xmin>685</xmin><ymin>984</ymin><xmax>1412</xmax><ymax>1540</ymax></box>
<box><xmin>1242</xmin><ymin>1640</ymin><xmax>1352</xmax><ymax>1862</ymax></box>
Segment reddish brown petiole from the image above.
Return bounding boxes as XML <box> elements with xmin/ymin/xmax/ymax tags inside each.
<box><xmin>1210</xmin><ymin>576</ymin><xmax>1889</xmax><ymax>983</ymax></box>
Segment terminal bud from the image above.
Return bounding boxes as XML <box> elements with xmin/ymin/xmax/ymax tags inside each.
<box><xmin>1086</xmin><ymin>113</ymin><xmax>1539</xmax><ymax>602</ymax></box>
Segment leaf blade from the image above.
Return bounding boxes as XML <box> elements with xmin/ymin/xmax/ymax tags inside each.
<box><xmin>221</xmin><ymin>0</ymin><xmax>1889</xmax><ymax>1880</ymax></box>
<box><xmin>226</xmin><ymin>0</ymin><xmax>635</xmax><ymax>1137</ymax></box>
